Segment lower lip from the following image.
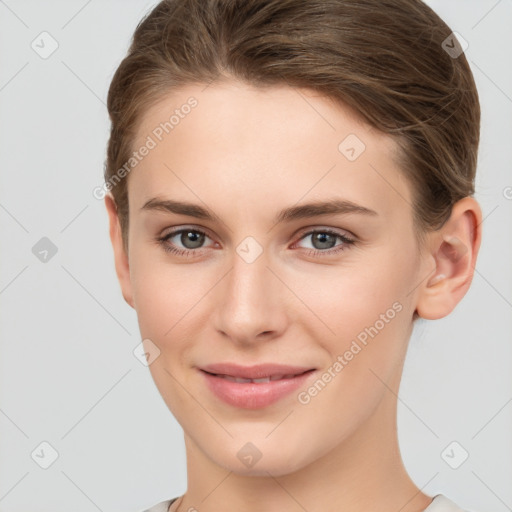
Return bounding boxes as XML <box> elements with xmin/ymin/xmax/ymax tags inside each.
<box><xmin>200</xmin><ymin>369</ymin><xmax>316</xmax><ymax>409</ymax></box>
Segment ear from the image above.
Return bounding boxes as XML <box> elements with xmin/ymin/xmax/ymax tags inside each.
<box><xmin>104</xmin><ymin>193</ymin><xmax>135</xmax><ymax>309</ymax></box>
<box><xmin>415</xmin><ymin>196</ymin><xmax>482</xmax><ymax>320</ymax></box>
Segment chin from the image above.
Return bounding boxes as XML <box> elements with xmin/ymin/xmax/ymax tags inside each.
<box><xmin>210</xmin><ymin>442</ymin><xmax>315</xmax><ymax>478</ymax></box>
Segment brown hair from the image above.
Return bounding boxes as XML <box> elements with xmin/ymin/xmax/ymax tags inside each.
<box><xmin>105</xmin><ymin>0</ymin><xmax>480</xmax><ymax>252</ymax></box>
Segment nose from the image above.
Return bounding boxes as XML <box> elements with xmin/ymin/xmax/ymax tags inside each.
<box><xmin>212</xmin><ymin>246</ymin><xmax>288</xmax><ymax>345</ymax></box>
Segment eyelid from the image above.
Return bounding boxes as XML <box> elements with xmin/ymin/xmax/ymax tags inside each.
<box><xmin>160</xmin><ymin>224</ymin><xmax>213</xmax><ymax>237</ymax></box>
<box><xmin>158</xmin><ymin>224</ymin><xmax>356</xmax><ymax>256</ymax></box>
<box><xmin>161</xmin><ymin>226</ymin><xmax>217</xmax><ymax>248</ymax></box>
<box><xmin>161</xmin><ymin>224</ymin><xmax>354</xmax><ymax>242</ymax></box>
<box><xmin>294</xmin><ymin>225</ymin><xmax>355</xmax><ymax>241</ymax></box>
<box><xmin>160</xmin><ymin>225</ymin><xmax>216</xmax><ymax>243</ymax></box>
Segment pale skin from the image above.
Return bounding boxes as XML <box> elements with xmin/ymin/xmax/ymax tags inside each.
<box><xmin>105</xmin><ymin>80</ymin><xmax>482</xmax><ymax>512</ymax></box>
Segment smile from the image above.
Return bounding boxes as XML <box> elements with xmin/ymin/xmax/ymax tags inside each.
<box><xmin>199</xmin><ymin>366</ymin><xmax>316</xmax><ymax>409</ymax></box>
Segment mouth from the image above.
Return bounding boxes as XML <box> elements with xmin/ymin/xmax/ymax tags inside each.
<box><xmin>201</xmin><ymin>369</ymin><xmax>313</xmax><ymax>383</ymax></box>
<box><xmin>198</xmin><ymin>363</ymin><xmax>317</xmax><ymax>409</ymax></box>
<box><xmin>199</xmin><ymin>362</ymin><xmax>316</xmax><ymax>379</ymax></box>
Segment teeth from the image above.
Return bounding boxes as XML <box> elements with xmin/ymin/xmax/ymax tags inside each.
<box><xmin>234</xmin><ymin>377</ymin><xmax>255</xmax><ymax>383</ymax></box>
<box><xmin>220</xmin><ymin>375</ymin><xmax>252</xmax><ymax>383</ymax></box>
<box><xmin>217</xmin><ymin>373</ymin><xmax>297</xmax><ymax>383</ymax></box>
<box><xmin>271</xmin><ymin>374</ymin><xmax>296</xmax><ymax>380</ymax></box>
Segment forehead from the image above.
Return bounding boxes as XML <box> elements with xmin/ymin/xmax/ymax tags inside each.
<box><xmin>129</xmin><ymin>80</ymin><xmax>412</xmax><ymax>221</ymax></box>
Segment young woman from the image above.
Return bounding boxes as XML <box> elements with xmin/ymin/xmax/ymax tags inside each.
<box><xmin>103</xmin><ymin>1</ymin><xmax>483</xmax><ymax>511</ymax></box>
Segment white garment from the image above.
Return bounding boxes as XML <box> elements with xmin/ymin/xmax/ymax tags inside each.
<box><xmin>142</xmin><ymin>493</ymin><xmax>478</xmax><ymax>512</ymax></box>
<box><xmin>424</xmin><ymin>494</ymin><xmax>474</xmax><ymax>511</ymax></box>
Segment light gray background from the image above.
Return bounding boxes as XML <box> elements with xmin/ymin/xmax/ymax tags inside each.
<box><xmin>0</xmin><ymin>1</ymin><xmax>511</xmax><ymax>511</ymax></box>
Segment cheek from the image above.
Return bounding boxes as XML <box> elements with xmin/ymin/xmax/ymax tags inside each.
<box><xmin>294</xmin><ymin>246</ymin><xmax>417</xmax><ymax>370</ymax></box>
<box><xmin>129</xmin><ymin>247</ymin><xmax>216</xmax><ymax>344</ymax></box>
<box><xmin>290</xmin><ymin>265</ymin><xmax>413</xmax><ymax>437</ymax></box>
<box><xmin>129</xmin><ymin>255</ymin><xmax>207</xmax><ymax>412</ymax></box>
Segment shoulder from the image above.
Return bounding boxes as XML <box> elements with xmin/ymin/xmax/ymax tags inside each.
<box><xmin>140</xmin><ymin>496</ymin><xmax>178</xmax><ymax>512</ymax></box>
<box><xmin>425</xmin><ymin>494</ymin><xmax>482</xmax><ymax>512</ymax></box>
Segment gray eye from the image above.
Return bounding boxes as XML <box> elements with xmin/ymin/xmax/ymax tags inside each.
<box><xmin>310</xmin><ymin>232</ymin><xmax>337</xmax><ymax>250</ymax></box>
<box><xmin>179</xmin><ymin>230</ymin><xmax>206</xmax><ymax>249</ymax></box>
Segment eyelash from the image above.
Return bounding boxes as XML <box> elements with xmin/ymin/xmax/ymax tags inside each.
<box><xmin>157</xmin><ymin>227</ymin><xmax>355</xmax><ymax>258</ymax></box>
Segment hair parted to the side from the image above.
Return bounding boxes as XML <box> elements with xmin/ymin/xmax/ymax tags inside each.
<box><xmin>105</xmin><ymin>0</ymin><xmax>480</xmax><ymax>253</ymax></box>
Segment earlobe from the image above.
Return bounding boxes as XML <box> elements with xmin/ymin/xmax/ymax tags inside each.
<box><xmin>104</xmin><ymin>194</ymin><xmax>135</xmax><ymax>309</ymax></box>
<box><xmin>416</xmin><ymin>197</ymin><xmax>482</xmax><ymax>320</ymax></box>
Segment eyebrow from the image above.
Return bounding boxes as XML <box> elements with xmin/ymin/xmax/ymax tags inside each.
<box><xmin>140</xmin><ymin>197</ymin><xmax>378</xmax><ymax>224</ymax></box>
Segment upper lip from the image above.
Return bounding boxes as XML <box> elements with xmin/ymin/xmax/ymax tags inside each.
<box><xmin>199</xmin><ymin>363</ymin><xmax>315</xmax><ymax>379</ymax></box>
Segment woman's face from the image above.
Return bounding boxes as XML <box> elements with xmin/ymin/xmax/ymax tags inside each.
<box><xmin>117</xmin><ymin>80</ymin><xmax>432</xmax><ymax>475</ymax></box>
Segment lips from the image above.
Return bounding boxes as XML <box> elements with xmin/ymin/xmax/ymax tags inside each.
<box><xmin>198</xmin><ymin>363</ymin><xmax>316</xmax><ymax>409</ymax></box>
<box><xmin>199</xmin><ymin>362</ymin><xmax>314</xmax><ymax>380</ymax></box>
<box><xmin>210</xmin><ymin>373</ymin><xmax>301</xmax><ymax>384</ymax></box>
